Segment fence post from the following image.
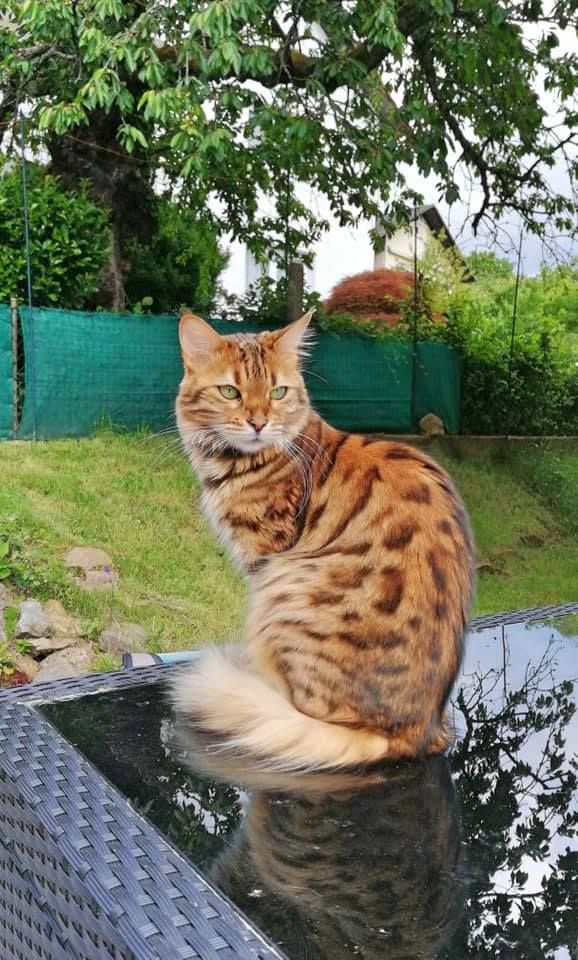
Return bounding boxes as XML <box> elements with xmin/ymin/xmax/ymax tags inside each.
<box><xmin>10</xmin><ymin>298</ymin><xmax>18</xmax><ymax>438</ymax></box>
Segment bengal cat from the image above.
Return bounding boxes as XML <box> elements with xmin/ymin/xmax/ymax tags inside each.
<box><xmin>171</xmin><ymin>310</ymin><xmax>475</xmax><ymax>770</ymax></box>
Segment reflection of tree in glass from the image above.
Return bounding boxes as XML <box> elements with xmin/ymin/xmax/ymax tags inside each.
<box><xmin>209</xmin><ymin>757</ymin><xmax>464</xmax><ymax>960</ymax></box>
<box><xmin>445</xmin><ymin>643</ymin><xmax>578</xmax><ymax>960</ymax></box>
<box><xmin>42</xmin><ymin>686</ymin><xmax>242</xmax><ymax>869</ymax></box>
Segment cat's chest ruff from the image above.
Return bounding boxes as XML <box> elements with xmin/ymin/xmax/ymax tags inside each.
<box><xmin>200</xmin><ymin>485</ymin><xmax>248</xmax><ymax>568</ymax></box>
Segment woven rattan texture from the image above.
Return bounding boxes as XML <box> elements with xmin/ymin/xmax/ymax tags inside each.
<box><xmin>0</xmin><ymin>694</ymin><xmax>283</xmax><ymax>960</ymax></box>
<box><xmin>0</xmin><ymin>602</ymin><xmax>576</xmax><ymax>959</ymax></box>
<box><xmin>468</xmin><ymin>600</ymin><xmax>578</xmax><ymax>630</ymax></box>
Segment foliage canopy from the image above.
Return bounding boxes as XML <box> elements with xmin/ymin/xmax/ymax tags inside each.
<box><xmin>1</xmin><ymin>0</ymin><xmax>577</xmax><ymax>263</ymax></box>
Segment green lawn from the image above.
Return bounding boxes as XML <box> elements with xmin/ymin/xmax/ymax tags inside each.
<box><xmin>0</xmin><ymin>433</ymin><xmax>577</xmax><ymax>663</ymax></box>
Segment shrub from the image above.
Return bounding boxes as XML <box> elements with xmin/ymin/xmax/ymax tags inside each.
<box><xmin>411</xmin><ymin>238</ymin><xmax>578</xmax><ymax>435</ymax></box>
<box><xmin>219</xmin><ymin>275</ymin><xmax>289</xmax><ymax>326</ymax></box>
<box><xmin>0</xmin><ymin>162</ymin><xmax>110</xmax><ymax>308</ymax></box>
<box><xmin>123</xmin><ymin>196</ymin><xmax>227</xmax><ymax>314</ymax></box>
<box><xmin>323</xmin><ymin>268</ymin><xmax>415</xmax><ymax>326</ymax></box>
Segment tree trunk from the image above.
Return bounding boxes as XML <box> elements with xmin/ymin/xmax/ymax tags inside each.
<box><xmin>286</xmin><ymin>260</ymin><xmax>304</xmax><ymax>323</ymax></box>
<box><xmin>47</xmin><ymin>108</ymin><xmax>156</xmax><ymax>311</ymax></box>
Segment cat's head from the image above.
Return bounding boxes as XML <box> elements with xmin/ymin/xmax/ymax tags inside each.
<box><xmin>176</xmin><ymin>311</ymin><xmax>314</xmax><ymax>455</ymax></box>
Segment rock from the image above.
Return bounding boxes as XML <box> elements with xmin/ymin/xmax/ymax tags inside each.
<box><xmin>75</xmin><ymin>568</ymin><xmax>119</xmax><ymax>592</ymax></box>
<box><xmin>43</xmin><ymin>599</ymin><xmax>81</xmax><ymax>638</ymax></box>
<box><xmin>15</xmin><ymin>599</ymin><xmax>51</xmax><ymax>638</ymax></box>
<box><xmin>65</xmin><ymin>546</ymin><xmax>113</xmax><ymax>571</ymax></box>
<box><xmin>98</xmin><ymin>622</ymin><xmax>147</xmax><ymax>655</ymax></box>
<box><xmin>27</xmin><ymin>635</ymin><xmax>76</xmax><ymax>658</ymax></box>
<box><xmin>10</xmin><ymin>651</ymin><xmax>39</xmax><ymax>680</ymax></box>
<box><xmin>419</xmin><ymin>413</ymin><xmax>445</xmax><ymax>437</ymax></box>
<box><xmin>33</xmin><ymin>644</ymin><xmax>94</xmax><ymax>683</ymax></box>
<box><xmin>0</xmin><ymin>610</ymin><xmax>6</xmax><ymax>644</ymax></box>
<box><xmin>0</xmin><ymin>583</ymin><xmax>13</xmax><ymax>610</ymax></box>
<box><xmin>65</xmin><ymin>547</ymin><xmax>119</xmax><ymax>591</ymax></box>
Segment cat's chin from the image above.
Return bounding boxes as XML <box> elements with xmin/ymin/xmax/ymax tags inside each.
<box><xmin>228</xmin><ymin>435</ymin><xmax>275</xmax><ymax>455</ymax></box>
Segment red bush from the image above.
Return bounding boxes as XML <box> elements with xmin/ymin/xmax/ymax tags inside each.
<box><xmin>323</xmin><ymin>269</ymin><xmax>415</xmax><ymax>326</ymax></box>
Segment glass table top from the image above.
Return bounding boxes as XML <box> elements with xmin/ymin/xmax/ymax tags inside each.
<box><xmin>41</xmin><ymin>613</ymin><xmax>578</xmax><ymax>960</ymax></box>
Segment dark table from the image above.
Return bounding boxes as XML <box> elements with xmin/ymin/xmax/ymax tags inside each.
<box><xmin>1</xmin><ymin>602</ymin><xmax>577</xmax><ymax>960</ymax></box>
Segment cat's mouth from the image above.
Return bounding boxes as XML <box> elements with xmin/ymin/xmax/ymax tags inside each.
<box><xmin>230</xmin><ymin>433</ymin><xmax>273</xmax><ymax>455</ymax></box>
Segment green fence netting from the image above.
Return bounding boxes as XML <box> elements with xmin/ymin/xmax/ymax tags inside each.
<box><xmin>15</xmin><ymin>307</ymin><xmax>460</xmax><ymax>439</ymax></box>
<box><xmin>0</xmin><ymin>306</ymin><xmax>13</xmax><ymax>439</ymax></box>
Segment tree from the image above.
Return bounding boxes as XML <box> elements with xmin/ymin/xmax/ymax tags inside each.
<box><xmin>466</xmin><ymin>252</ymin><xmax>515</xmax><ymax>282</ymax></box>
<box><xmin>1</xmin><ymin>0</ymin><xmax>577</xmax><ymax>294</ymax></box>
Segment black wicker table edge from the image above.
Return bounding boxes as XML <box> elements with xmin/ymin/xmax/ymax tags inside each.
<box><xmin>0</xmin><ymin>600</ymin><xmax>576</xmax><ymax>960</ymax></box>
<box><xmin>0</xmin><ymin>683</ymin><xmax>285</xmax><ymax>959</ymax></box>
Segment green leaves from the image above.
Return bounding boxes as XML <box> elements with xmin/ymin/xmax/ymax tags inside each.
<box><xmin>1</xmin><ymin>0</ymin><xmax>576</xmax><ymax>265</ymax></box>
<box><xmin>118</xmin><ymin>123</ymin><xmax>148</xmax><ymax>152</ymax></box>
<box><xmin>0</xmin><ymin>164</ymin><xmax>111</xmax><ymax>309</ymax></box>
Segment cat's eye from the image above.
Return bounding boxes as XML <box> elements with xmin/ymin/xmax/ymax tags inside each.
<box><xmin>270</xmin><ymin>386</ymin><xmax>288</xmax><ymax>400</ymax></box>
<box><xmin>218</xmin><ymin>385</ymin><xmax>241</xmax><ymax>400</ymax></box>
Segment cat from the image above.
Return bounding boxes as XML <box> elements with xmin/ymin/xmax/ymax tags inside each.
<box><xmin>171</xmin><ymin>309</ymin><xmax>475</xmax><ymax>771</ymax></box>
<box><xmin>207</xmin><ymin>756</ymin><xmax>464</xmax><ymax>960</ymax></box>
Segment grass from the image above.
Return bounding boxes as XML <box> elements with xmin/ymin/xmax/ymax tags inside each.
<box><xmin>436</xmin><ymin>450</ymin><xmax>578</xmax><ymax>614</ymax></box>
<box><xmin>0</xmin><ymin>432</ymin><xmax>246</xmax><ymax>657</ymax></box>
<box><xmin>0</xmin><ymin>432</ymin><xmax>577</xmax><ymax>665</ymax></box>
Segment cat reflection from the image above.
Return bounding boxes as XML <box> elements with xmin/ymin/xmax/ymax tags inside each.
<box><xmin>185</xmin><ymin>749</ymin><xmax>464</xmax><ymax>960</ymax></box>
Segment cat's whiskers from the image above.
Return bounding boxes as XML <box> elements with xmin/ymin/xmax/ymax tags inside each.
<box><xmin>149</xmin><ymin>434</ymin><xmax>188</xmax><ymax>469</ymax></box>
<box><xmin>291</xmin><ymin>430</ymin><xmax>330</xmax><ymax>469</ymax></box>
<box><xmin>279</xmin><ymin>438</ymin><xmax>314</xmax><ymax>517</ymax></box>
<box><xmin>137</xmin><ymin>426</ymin><xmax>180</xmax><ymax>445</ymax></box>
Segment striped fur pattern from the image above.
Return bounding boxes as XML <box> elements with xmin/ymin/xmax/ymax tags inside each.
<box><xmin>171</xmin><ymin>312</ymin><xmax>475</xmax><ymax>770</ymax></box>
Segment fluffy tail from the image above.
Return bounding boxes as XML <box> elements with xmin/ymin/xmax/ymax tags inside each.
<box><xmin>170</xmin><ymin>647</ymin><xmax>390</xmax><ymax>772</ymax></box>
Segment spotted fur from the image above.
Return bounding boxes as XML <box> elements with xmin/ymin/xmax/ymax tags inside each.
<box><xmin>171</xmin><ymin>312</ymin><xmax>475</xmax><ymax>770</ymax></box>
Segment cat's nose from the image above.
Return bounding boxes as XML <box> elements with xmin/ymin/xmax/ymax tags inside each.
<box><xmin>247</xmin><ymin>416</ymin><xmax>268</xmax><ymax>434</ymax></box>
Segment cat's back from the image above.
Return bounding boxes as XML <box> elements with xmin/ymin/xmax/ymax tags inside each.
<box><xmin>320</xmin><ymin>433</ymin><xmax>473</xmax><ymax>547</ymax></box>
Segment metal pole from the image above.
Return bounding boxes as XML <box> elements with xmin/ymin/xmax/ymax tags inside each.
<box><xmin>409</xmin><ymin>205</ymin><xmax>419</xmax><ymax>431</ymax></box>
<box><xmin>505</xmin><ymin>230</ymin><xmax>524</xmax><ymax>440</ymax></box>
<box><xmin>18</xmin><ymin>113</ymin><xmax>37</xmax><ymax>439</ymax></box>
<box><xmin>9</xmin><ymin>297</ymin><xmax>19</xmax><ymax>437</ymax></box>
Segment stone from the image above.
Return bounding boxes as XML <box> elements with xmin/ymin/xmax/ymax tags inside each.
<box><xmin>43</xmin><ymin>599</ymin><xmax>81</xmax><ymax>638</ymax></box>
<box><xmin>10</xmin><ymin>651</ymin><xmax>39</xmax><ymax>681</ymax></box>
<box><xmin>419</xmin><ymin>413</ymin><xmax>445</xmax><ymax>437</ymax></box>
<box><xmin>65</xmin><ymin>546</ymin><xmax>118</xmax><ymax>591</ymax></box>
<box><xmin>0</xmin><ymin>609</ymin><xmax>6</xmax><ymax>645</ymax></box>
<box><xmin>33</xmin><ymin>644</ymin><xmax>94</xmax><ymax>683</ymax></box>
<box><xmin>65</xmin><ymin>546</ymin><xmax>113</xmax><ymax>571</ymax></box>
<box><xmin>15</xmin><ymin>599</ymin><xmax>50</xmax><ymax>638</ymax></box>
<box><xmin>27</xmin><ymin>635</ymin><xmax>76</xmax><ymax>658</ymax></box>
<box><xmin>0</xmin><ymin>583</ymin><xmax>13</xmax><ymax>610</ymax></box>
<box><xmin>74</xmin><ymin>568</ymin><xmax>119</xmax><ymax>591</ymax></box>
<box><xmin>98</xmin><ymin>622</ymin><xmax>147</xmax><ymax>656</ymax></box>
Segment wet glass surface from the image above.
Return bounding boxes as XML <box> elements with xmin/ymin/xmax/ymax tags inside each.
<box><xmin>41</xmin><ymin>613</ymin><xmax>578</xmax><ymax>960</ymax></box>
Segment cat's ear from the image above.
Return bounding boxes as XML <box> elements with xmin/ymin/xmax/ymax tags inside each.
<box><xmin>179</xmin><ymin>313</ymin><xmax>221</xmax><ymax>370</ymax></box>
<box><xmin>274</xmin><ymin>308</ymin><xmax>315</xmax><ymax>358</ymax></box>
